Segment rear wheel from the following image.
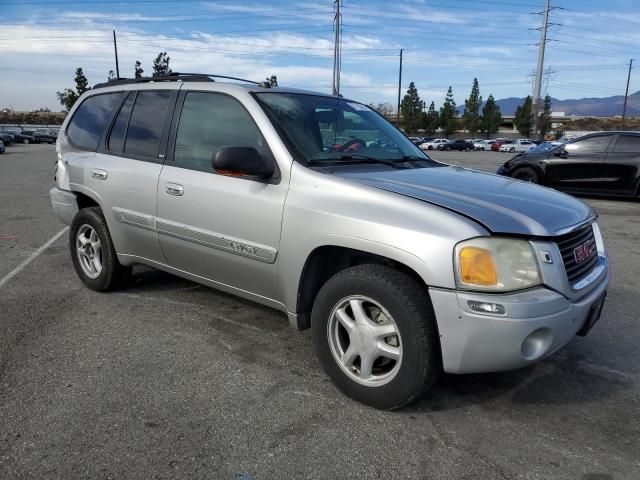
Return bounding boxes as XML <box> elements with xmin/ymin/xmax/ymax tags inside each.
<box><xmin>509</xmin><ymin>147</ymin><xmax>516</xmax><ymax>153</ymax></box>
<box><xmin>311</xmin><ymin>264</ymin><xmax>440</xmax><ymax>410</ymax></box>
<box><xmin>512</xmin><ymin>166</ymin><xmax>540</xmax><ymax>184</ymax></box>
<box><xmin>70</xmin><ymin>207</ymin><xmax>131</xmax><ymax>291</ymax></box>
<box><xmin>22</xmin><ymin>139</ymin><xmax>29</xmax><ymax>144</ymax></box>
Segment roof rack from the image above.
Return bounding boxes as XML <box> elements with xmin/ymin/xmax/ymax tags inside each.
<box><xmin>93</xmin><ymin>72</ymin><xmax>272</xmax><ymax>90</ymax></box>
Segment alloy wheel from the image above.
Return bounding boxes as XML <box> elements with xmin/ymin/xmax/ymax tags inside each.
<box><xmin>327</xmin><ymin>295</ymin><xmax>403</xmax><ymax>387</ymax></box>
<box><xmin>76</xmin><ymin>224</ymin><xmax>103</xmax><ymax>279</ymax></box>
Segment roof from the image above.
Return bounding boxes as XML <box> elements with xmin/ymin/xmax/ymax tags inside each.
<box><xmin>92</xmin><ymin>72</ymin><xmax>337</xmax><ymax>99</ymax></box>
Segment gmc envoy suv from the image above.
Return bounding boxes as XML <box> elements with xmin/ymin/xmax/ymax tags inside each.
<box><xmin>50</xmin><ymin>73</ymin><xmax>609</xmax><ymax>409</ymax></box>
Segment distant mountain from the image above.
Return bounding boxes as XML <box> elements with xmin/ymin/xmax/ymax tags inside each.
<box><xmin>494</xmin><ymin>91</ymin><xmax>640</xmax><ymax>117</ymax></box>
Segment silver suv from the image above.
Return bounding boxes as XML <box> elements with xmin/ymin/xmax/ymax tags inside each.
<box><xmin>50</xmin><ymin>73</ymin><xmax>609</xmax><ymax>409</ymax></box>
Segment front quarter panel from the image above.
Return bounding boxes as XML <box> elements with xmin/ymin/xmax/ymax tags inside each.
<box><xmin>278</xmin><ymin>163</ymin><xmax>488</xmax><ymax>313</ymax></box>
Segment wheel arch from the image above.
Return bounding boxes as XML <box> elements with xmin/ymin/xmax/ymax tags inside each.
<box><xmin>293</xmin><ymin>245</ymin><xmax>429</xmax><ymax>331</ymax></box>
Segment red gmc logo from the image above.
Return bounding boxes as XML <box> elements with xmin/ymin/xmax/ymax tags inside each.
<box><xmin>574</xmin><ymin>240</ymin><xmax>595</xmax><ymax>264</ymax></box>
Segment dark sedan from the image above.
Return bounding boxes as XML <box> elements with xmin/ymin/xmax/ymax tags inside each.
<box><xmin>438</xmin><ymin>139</ymin><xmax>474</xmax><ymax>151</ymax></box>
<box><xmin>23</xmin><ymin>129</ymin><xmax>57</xmax><ymax>144</ymax></box>
<box><xmin>497</xmin><ymin>131</ymin><xmax>640</xmax><ymax>198</ymax></box>
<box><xmin>0</xmin><ymin>132</ymin><xmax>14</xmax><ymax>145</ymax></box>
<box><xmin>5</xmin><ymin>131</ymin><xmax>39</xmax><ymax>144</ymax></box>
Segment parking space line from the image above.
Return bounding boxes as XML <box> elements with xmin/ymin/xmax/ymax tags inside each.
<box><xmin>0</xmin><ymin>227</ymin><xmax>68</xmax><ymax>290</ymax></box>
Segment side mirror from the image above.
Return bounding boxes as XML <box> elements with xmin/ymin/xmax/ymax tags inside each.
<box><xmin>554</xmin><ymin>148</ymin><xmax>568</xmax><ymax>159</ymax></box>
<box><xmin>213</xmin><ymin>147</ymin><xmax>274</xmax><ymax>179</ymax></box>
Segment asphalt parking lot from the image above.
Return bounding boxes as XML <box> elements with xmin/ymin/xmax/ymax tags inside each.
<box><xmin>1</xmin><ymin>144</ymin><xmax>639</xmax><ymax>479</ymax></box>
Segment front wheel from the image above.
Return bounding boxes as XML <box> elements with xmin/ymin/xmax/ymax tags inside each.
<box><xmin>70</xmin><ymin>207</ymin><xmax>131</xmax><ymax>291</ymax></box>
<box><xmin>311</xmin><ymin>264</ymin><xmax>440</xmax><ymax>410</ymax></box>
<box><xmin>509</xmin><ymin>147</ymin><xmax>515</xmax><ymax>153</ymax></box>
<box><xmin>23</xmin><ymin>139</ymin><xmax>30</xmax><ymax>144</ymax></box>
<box><xmin>512</xmin><ymin>166</ymin><xmax>541</xmax><ymax>184</ymax></box>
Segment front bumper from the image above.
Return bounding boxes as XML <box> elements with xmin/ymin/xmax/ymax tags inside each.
<box><xmin>429</xmin><ymin>268</ymin><xmax>610</xmax><ymax>374</ymax></box>
<box><xmin>50</xmin><ymin>187</ymin><xmax>78</xmax><ymax>226</ymax></box>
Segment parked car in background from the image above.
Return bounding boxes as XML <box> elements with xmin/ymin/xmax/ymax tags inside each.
<box><xmin>5</xmin><ymin>130</ymin><xmax>39</xmax><ymax>144</ymax></box>
<box><xmin>0</xmin><ymin>132</ymin><xmax>14</xmax><ymax>145</ymax></box>
<box><xmin>473</xmin><ymin>140</ymin><xmax>492</xmax><ymax>150</ymax></box>
<box><xmin>438</xmin><ymin>139</ymin><xmax>474</xmax><ymax>151</ymax></box>
<box><xmin>491</xmin><ymin>138</ymin><xmax>510</xmax><ymax>152</ymax></box>
<box><xmin>23</xmin><ymin>128</ymin><xmax>57</xmax><ymax>144</ymax></box>
<box><xmin>497</xmin><ymin>131</ymin><xmax>640</xmax><ymax>198</ymax></box>
<box><xmin>419</xmin><ymin>138</ymin><xmax>449</xmax><ymax>150</ymax></box>
<box><xmin>499</xmin><ymin>139</ymin><xmax>535</xmax><ymax>153</ymax></box>
<box><xmin>0</xmin><ymin>139</ymin><xmax>4</xmax><ymax>154</ymax></box>
<box><xmin>550</xmin><ymin>135</ymin><xmax>577</xmax><ymax>146</ymax></box>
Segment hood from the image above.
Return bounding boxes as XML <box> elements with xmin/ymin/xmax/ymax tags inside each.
<box><xmin>336</xmin><ymin>166</ymin><xmax>594</xmax><ymax>237</ymax></box>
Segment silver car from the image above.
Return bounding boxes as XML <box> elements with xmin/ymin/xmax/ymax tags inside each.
<box><xmin>50</xmin><ymin>74</ymin><xmax>609</xmax><ymax>409</ymax></box>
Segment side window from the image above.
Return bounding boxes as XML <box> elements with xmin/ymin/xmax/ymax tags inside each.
<box><xmin>67</xmin><ymin>92</ymin><xmax>124</xmax><ymax>151</ymax></box>
<box><xmin>107</xmin><ymin>93</ymin><xmax>134</xmax><ymax>153</ymax></box>
<box><xmin>124</xmin><ymin>90</ymin><xmax>172</xmax><ymax>158</ymax></box>
<box><xmin>174</xmin><ymin>92</ymin><xmax>269</xmax><ymax>173</ymax></box>
<box><xmin>613</xmin><ymin>135</ymin><xmax>640</xmax><ymax>153</ymax></box>
<box><xmin>564</xmin><ymin>136</ymin><xmax>611</xmax><ymax>154</ymax></box>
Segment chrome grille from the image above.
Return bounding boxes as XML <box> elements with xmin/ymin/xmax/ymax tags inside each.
<box><xmin>555</xmin><ymin>224</ymin><xmax>598</xmax><ymax>285</ymax></box>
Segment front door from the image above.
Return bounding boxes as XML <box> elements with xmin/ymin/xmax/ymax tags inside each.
<box><xmin>545</xmin><ymin>135</ymin><xmax>613</xmax><ymax>191</ymax></box>
<box><xmin>155</xmin><ymin>90</ymin><xmax>288</xmax><ymax>301</ymax></box>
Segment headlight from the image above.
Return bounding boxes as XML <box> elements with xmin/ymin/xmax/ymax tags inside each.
<box><xmin>454</xmin><ymin>237</ymin><xmax>541</xmax><ymax>292</ymax></box>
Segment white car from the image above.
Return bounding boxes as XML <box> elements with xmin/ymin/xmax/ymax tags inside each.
<box><xmin>499</xmin><ymin>140</ymin><xmax>535</xmax><ymax>153</ymax></box>
<box><xmin>419</xmin><ymin>138</ymin><xmax>449</xmax><ymax>150</ymax></box>
<box><xmin>473</xmin><ymin>140</ymin><xmax>491</xmax><ymax>150</ymax></box>
<box><xmin>550</xmin><ymin>135</ymin><xmax>577</xmax><ymax>147</ymax></box>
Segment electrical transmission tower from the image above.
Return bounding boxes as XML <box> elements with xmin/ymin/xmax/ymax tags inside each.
<box><xmin>332</xmin><ymin>0</ymin><xmax>342</xmax><ymax>96</ymax></box>
<box><xmin>531</xmin><ymin>1</ymin><xmax>561</xmax><ymax>136</ymax></box>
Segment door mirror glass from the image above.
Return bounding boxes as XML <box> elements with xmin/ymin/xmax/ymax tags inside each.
<box><xmin>213</xmin><ymin>147</ymin><xmax>274</xmax><ymax>178</ymax></box>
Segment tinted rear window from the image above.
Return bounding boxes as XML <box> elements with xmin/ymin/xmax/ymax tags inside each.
<box><xmin>108</xmin><ymin>92</ymin><xmax>135</xmax><ymax>153</ymax></box>
<box><xmin>613</xmin><ymin>135</ymin><xmax>640</xmax><ymax>153</ymax></box>
<box><xmin>67</xmin><ymin>92</ymin><xmax>124</xmax><ymax>151</ymax></box>
<box><xmin>124</xmin><ymin>91</ymin><xmax>171</xmax><ymax>158</ymax></box>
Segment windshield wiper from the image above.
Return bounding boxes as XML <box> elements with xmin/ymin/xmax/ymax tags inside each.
<box><xmin>307</xmin><ymin>154</ymin><xmax>409</xmax><ymax>169</ymax></box>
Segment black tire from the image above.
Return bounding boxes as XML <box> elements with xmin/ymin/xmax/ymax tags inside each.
<box><xmin>445</xmin><ymin>146</ymin><xmax>451</xmax><ymax>151</ymax></box>
<box><xmin>509</xmin><ymin>147</ymin><xmax>515</xmax><ymax>153</ymax></box>
<box><xmin>465</xmin><ymin>147</ymin><xmax>471</xmax><ymax>151</ymax></box>
<box><xmin>23</xmin><ymin>139</ymin><xmax>29</xmax><ymax>144</ymax></box>
<box><xmin>311</xmin><ymin>264</ymin><xmax>440</xmax><ymax>410</ymax></box>
<box><xmin>70</xmin><ymin>207</ymin><xmax>131</xmax><ymax>291</ymax></box>
<box><xmin>512</xmin><ymin>166</ymin><xmax>541</xmax><ymax>184</ymax></box>
<box><xmin>427</xmin><ymin>145</ymin><xmax>433</xmax><ymax>150</ymax></box>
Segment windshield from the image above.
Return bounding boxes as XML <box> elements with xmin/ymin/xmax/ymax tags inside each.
<box><xmin>256</xmin><ymin>93</ymin><xmax>434</xmax><ymax>166</ymax></box>
<box><xmin>527</xmin><ymin>142</ymin><xmax>557</xmax><ymax>154</ymax></box>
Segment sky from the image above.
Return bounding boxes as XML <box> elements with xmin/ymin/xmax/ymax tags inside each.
<box><xmin>0</xmin><ymin>0</ymin><xmax>639</xmax><ymax>112</ymax></box>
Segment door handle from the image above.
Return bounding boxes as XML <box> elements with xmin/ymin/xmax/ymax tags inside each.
<box><xmin>91</xmin><ymin>168</ymin><xmax>108</xmax><ymax>180</ymax></box>
<box><xmin>165</xmin><ymin>183</ymin><xmax>184</xmax><ymax>196</ymax></box>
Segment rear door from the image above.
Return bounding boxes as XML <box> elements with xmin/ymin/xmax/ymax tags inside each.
<box><xmin>155</xmin><ymin>90</ymin><xmax>288</xmax><ymax>300</ymax></box>
<box><xmin>90</xmin><ymin>86</ymin><xmax>177</xmax><ymax>263</ymax></box>
<box><xmin>598</xmin><ymin>134</ymin><xmax>640</xmax><ymax>195</ymax></box>
<box><xmin>545</xmin><ymin>134</ymin><xmax>613</xmax><ymax>191</ymax></box>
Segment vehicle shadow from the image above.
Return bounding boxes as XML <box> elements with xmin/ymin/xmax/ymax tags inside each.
<box><xmin>408</xmin><ymin>354</ymin><xmax>632</xmax><ymax>412</ymax></box>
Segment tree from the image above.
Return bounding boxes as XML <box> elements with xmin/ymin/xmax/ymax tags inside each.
<box><xmin>514</xmin><ymin>95</ymin><xmax>533</xmax><ymax>137</ymax></box>
<box><xmin>56</xmin><ymin>67</ymin><xmax>89</xmax><ymax>112</ymax></box>
<box><xmin>368</xmin><ymin>102</ymin><xmax>394</xmax><ymax>118</ymax></box>
<box><xmin>440</xmin><ymin>86</ymin><xmax>457</xmax><ymax>138</ymax></box>
<box><xmin>480</xmin><ymin>94</ymin><xmax>502</xmax><ymax>139</ymax></box>
<box><xmin>266</xmin><ymin>75</ymin><xmax>278</xmax><ymax>86</ymax></box>
<box><xmin>134</xmin><ymin>60</ymin><xmax>144</xmax><ymax>79</ymax></box>
<box><xmin>463</xmin><ymin>78</ymin><xmax>482</xmax><ymax>138</ymax></box>
<box><xmin>152</xmin><ymin>52</ymin><xmax>171</xmax><ymax>77</ymax></box>
<box><xmin>400</xmin><ymin>82</ymin><xmax>424</xmax><ymax>132</ymax></box>
<box><xmin>422</xmin><ymin>101</ymin><xmax>440</xmax><ymax>134</ymax></box>
<box><xmin>537</xmin><ymin>94</ymin><xmax>552</xmax><ymax>139</ymax></box>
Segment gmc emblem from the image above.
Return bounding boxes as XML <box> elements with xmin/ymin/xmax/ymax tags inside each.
<box><xmin>574</xmin><ymin>240</ymin><xmax>595</xmax><ymax>264</ymax></box>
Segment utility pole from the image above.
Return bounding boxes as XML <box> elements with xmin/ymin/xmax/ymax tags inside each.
<box><xmin>622</xmin><ymin>58</ymin><xmax>634</xmax><ymax>129</ymax></box>
<box><xmin>112</xmin><ymin>30</ymin><xmax>120</xmax><ymax>79</ymax></box>
<box><xmin>332</xmin><ymin>0</ymin><xmax>341</xmax><ymax>96</ymax></box>
<box><xmin>532</xmin><ymin>0</ymin><xmax>550</xmax><ymax>138</ymax></box>
<box><xmin>396</xmin><ymin>48</ymin><xmax>403</xmax><ymax>127</ymax></box>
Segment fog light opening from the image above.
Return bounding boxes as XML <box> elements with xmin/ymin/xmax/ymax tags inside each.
<box><xmin>467</xmin><ymin>300</ymin><xmax>505</xmax><ymax>315</ymax></box>
<box><xmin>521</xmin><ymin>328</ymin><xmax>554</xmax><ymax>361</ymax></box>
